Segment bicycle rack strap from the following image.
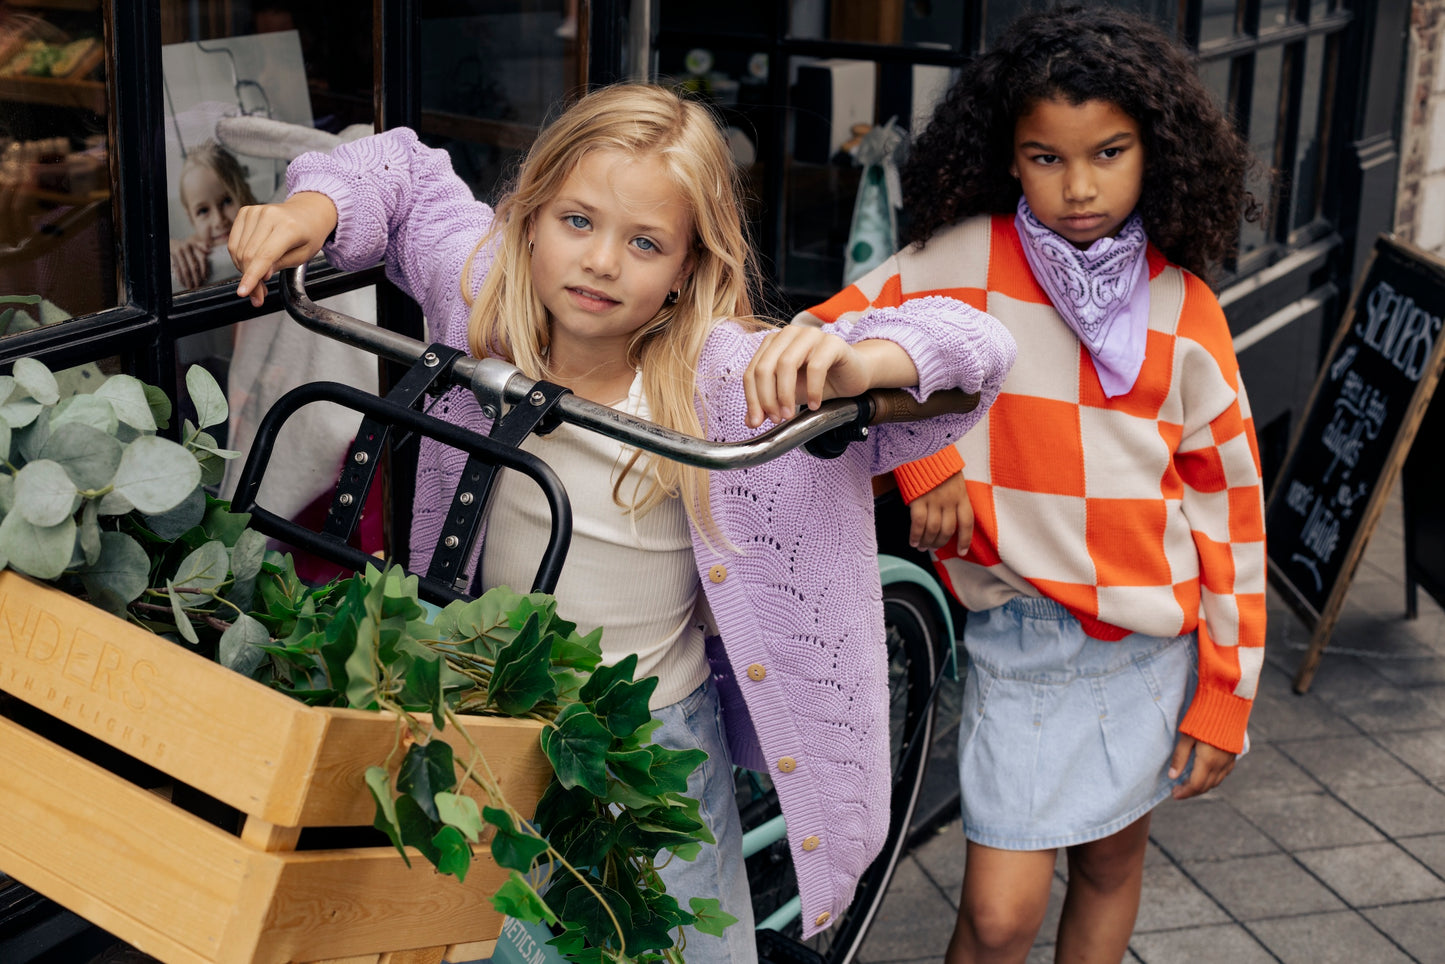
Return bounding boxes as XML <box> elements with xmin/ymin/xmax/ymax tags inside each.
<box><xmin>322</xmin><ymin>343</ymin><xmax>467</xmax><ymax>540</ymax></box>
<box><xmin>230</xmin><ymin>380</ymin><xmax>573</xmax><ymax>604</ymax></box>
<box><xmin>427</xmin><ymin>379</ymin><xmax>574</xmax><ymax>592</ymax></box>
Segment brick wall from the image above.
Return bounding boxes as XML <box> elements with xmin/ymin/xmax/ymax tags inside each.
<box><xmin>1397</xmin><ymin>0</ymin><xmax>1445</xmax><ymax>253</ymax></box>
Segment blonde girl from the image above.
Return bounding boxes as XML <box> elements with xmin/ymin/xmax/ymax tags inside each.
<box><xmin>228</xmin><ymin>83</ymin><xmax>1015</xmax><ymax>964</ymax></box>
<box><xmin>171</xmin><ymin>140</ymin><xmax>257</xmax><ymax>289</ymax></box>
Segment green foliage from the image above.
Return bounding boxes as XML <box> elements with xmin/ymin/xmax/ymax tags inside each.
<box><xmin>252</xmin><ymin>574</ymin><xmax>723</xmax><ymax>962</ymax></box>
<box><xmin>0</xmin><ymin>358</ymin><xmax>725</xmax><ymax>962</ymax></box>
<box><xmin>0</xmin><ymin>359</ymin><xmax>260</xmax><ymax>655</ymax></box>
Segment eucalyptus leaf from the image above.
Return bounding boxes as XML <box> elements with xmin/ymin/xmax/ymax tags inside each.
<box><xmin>185</xmin><ymin>365</ymin><xmax>229</xmax><ymax>431</ymax></box>
<box><xmin>0</xmin><ymin>511</ymin><xmax>74</xmax><ymax>579</ymax></box>
<box><xmin>112</xmin><ymin>435</ymin><xmax>201</xmax><ymax>514</ymax></box>
<box><xmin>0</xmin><ymin>418</ymin><xmax>10</xmax><ymax>462</ymax></box>
<box><xmin>226</xmin><ymin>527</ymin><xmax>267</xmax><ymax>612</ymax></box>
<box><xmin>141</xmin><ymin>486</ymin><xmax>206</xmax><ymax>540</ymax></box>
<box><xmin>220</xmin><ymin>612</ymin><xmax>270</xmax><ymax>675</ymax></box>
<box><xmin>13</xmin><ymin>357</ymin><xmax>58</xmax><ymax>405</ymax></box>
<box><xmin>96</xmin><ymin>490</ymin><xmax>134</xmax><ymax>516</ymax></box>
<box><xmin>78</xmin><ymin>500</ymin><xmax>101</xmax><ymax>565</ymax></box>
<box><xmin>49</xmin><ymin>394</ymin><xmax>118</xmax><ymax>435</ymax></box>
<box><xmin>13</xmin><ymin>460</ymin><xmax>77</xmax><ymax>526</ymax></box>
<box><xmin>166</xmin><ymin>579</ymin><xmax>200</xmax><ymax>644</ymax></box>
<box><xmin>93</xmin><ymin>373</ymin><xmax>157</xmax><ymax>431</ymax></box>
<box><xmin>78</xmin><ymin>531</ymin><xmax>150</xmax><ymax>604</ymax></box>
<box><xmin>0</xmin><ymin>396</ymin><xmax>43</xmax><ymax>429</ymax></box>
<box><xmin>142</xmin><ymin>383</ymin><xmax>172</xmax><ymax>429</ymax></box>
<box><xmin>169</xmin><ymin>540</ymin><xmax>229</xmax><ymax>602</ymax></box>
<box><xmin>38</xmin><ymin>423</ymin><xmax>123</xmax><ymax>491</ymax></box>
<box><xmin>191</xmin><ymin>429</ymin><xmax>229</xmax><ymax>487</ymax></box>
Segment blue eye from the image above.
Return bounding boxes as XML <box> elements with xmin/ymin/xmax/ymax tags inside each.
<box><xmin>565</xmin><ymin>214</ymin><xmax>590</xmax><ymax>230</ymax></box>
<box><xmin>633</xmin><ymin>237</ymin><xmax>657</xmax><ymax>252</ymax></box>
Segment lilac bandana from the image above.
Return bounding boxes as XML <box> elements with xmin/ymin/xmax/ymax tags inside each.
<box><xmin>1015</xmin><ymin>198</ymin><xmax>1151</xmax><ymax>397</ymax></box>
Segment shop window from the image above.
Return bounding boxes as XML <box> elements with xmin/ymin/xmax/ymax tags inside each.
<box><xmin>0</xmin><ymin>0</ymin><xmax>114</xmax><ymax>332</ymax></box>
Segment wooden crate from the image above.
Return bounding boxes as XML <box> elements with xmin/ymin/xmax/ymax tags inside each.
<box><xmin>0</xmin><ymin>571</ymin><xmax>553</xmax><ymax>964</ymax></box>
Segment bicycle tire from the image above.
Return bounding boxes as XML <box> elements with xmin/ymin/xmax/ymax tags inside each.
<box><xmin>740</xmin><ymin>581</ymin><xmax>945</xmax><ymax>964</ymax></box>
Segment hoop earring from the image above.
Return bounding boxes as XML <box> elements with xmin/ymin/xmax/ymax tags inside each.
<box><xmin>528</xmin><ymin>241</ymin><xmax>534</xmax><ymax>256</ymax></box>
<box><xmin>665</xmin><ymin>289</ymin><xmax>680</xmax><ymax>305</ymax></box>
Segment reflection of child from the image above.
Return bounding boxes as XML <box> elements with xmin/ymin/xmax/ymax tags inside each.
<box><xmin>229</xmin><ymin>84</ymin><xmax>1015</xmax><ymax>962</ymax></box>
<box><xmin>802</xmin><ymin>7</ymin><xmax>1267</xmax><ymax>961</ymax></box>
<box><xmin>171</xmin><ymin>141</ymin><xmax>257</xmax><ymax>289</ymax></box>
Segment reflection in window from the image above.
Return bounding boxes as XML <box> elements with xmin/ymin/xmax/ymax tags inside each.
<box><xmin>418</xmin><ymin>1</ymin><xmax>582</xmax><ymax>202</ymax></box>
<box><xmin>0</xmin><ymin>3</ymin><xmax>114</xmax><ymax>328</ymax></box>
<box><xmin>1238</xmin><ymin>46</ymin><xmax>1286</xmax><ymax>260</ymax></box>
<box><xmin>1198</xmin><ymin>0</ymin><xmax>1242</xmax><ymax>43</ymax></box>
<box><xmin>1290</xmin><ymin>37</ymin><xmax>1329</xmax><ymax>232</ymax></box>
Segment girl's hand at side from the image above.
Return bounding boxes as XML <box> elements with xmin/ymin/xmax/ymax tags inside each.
<box><xmin>743</xmin><ymin>324</ymin><xmax>919</xmax><ymax>429</ymax></box>
<box><xmin>907</xmin><ymin>471</ymin><xmax>973</xmax><ymax>552</ymax></box>
<box><xmin>228</xmin><ymin>191</ymin><xmax>339</xmax><ymax>307</ymax></box>
<box><xmin>1168</xmin><ymin>734</ymin><xmax>1237</xmax><ymax>799</ymax></box>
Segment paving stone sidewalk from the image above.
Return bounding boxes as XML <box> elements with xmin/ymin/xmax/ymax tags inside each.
<box><xmin>861</xmin><ymin>485</ymin><xmax>1445</xmax><ymax>964</ymax></box>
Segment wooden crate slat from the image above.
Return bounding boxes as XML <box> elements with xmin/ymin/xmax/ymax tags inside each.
<box><xmin>0</xmin><ymin>714</ymin><xmax>272</xmax><ymax>964</ymax></box>
<box><xmin>0</xmin><ymin>572</ymin><xmax>329</xmax><ymax>823</ymax></box>
<box><xmin>250</xmin><ymin>848</ymin><xmax>513</xmax><ymax>963</ymax></box>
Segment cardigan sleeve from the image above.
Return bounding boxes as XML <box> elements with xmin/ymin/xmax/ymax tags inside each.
<box><xmin>798</xmin><ymin>255</ymin><xmax>968</xmax><ymax>501</ymax></box>
<box><xmin>1172</xmin><ymin>275</ymin><xmax>1266</xmax><ymax>754</ymax></box>
<box><xmin>285</xmin><ymin>127</ymin><xmax>495</xmax><ymax>331</ymax></box>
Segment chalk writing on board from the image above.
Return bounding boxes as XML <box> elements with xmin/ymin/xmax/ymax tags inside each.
<box><xmin>1357</xmin><ymin>279</ymin><xmax>1440</xmax><ymax>380</ymax></box>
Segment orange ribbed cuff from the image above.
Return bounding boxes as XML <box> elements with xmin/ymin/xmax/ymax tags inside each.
<box><xmin>894</xmin><ymin>446</ymin><xmax>964</xmax><ymax>503</ymax></box>
<box><xmin>1178</xmin><ymin>684</ymin><xmax>1252</xmax><ymax>755</ymax></box>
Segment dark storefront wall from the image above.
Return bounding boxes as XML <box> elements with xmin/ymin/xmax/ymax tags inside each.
<box><xmin>0</xmin><ymin>0</ymin><xmax>1409</xmax><ymax>958</ymax></box>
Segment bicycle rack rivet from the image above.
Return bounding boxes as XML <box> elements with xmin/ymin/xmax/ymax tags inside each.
<box><xmin>423</xmin><ymin>351</ymin><xmax>440</xmax><ymax>367</ymax></box>
<box><xmin>338</xmin><ymin>493</ymin><xmax>354</xmax><ymax>506</ymax></box>
<box><xmin>353</xmin><ymin>451</ymin><xmax>369</xmax><ymax>464</ymax></box>
<box><xmin>858</xmin><ymin>426</ymin><xmax>869</xmax><ymax>438</ymax></box>
<box><xmin>459</xmin><ymin>492</ymin><xmax>474</xmax><ymax>505</ymax></box>
<box><xmin>444</xmin><ymin>535</ymin><xmax>460</xmax><ymax>548</ymax></box>
<box><xmin>529</xmin><ymin>390</ymin><xmax>546</xmax><ymax>405</ymax></box>
<box><xmin>482</xmin><ymin>404</ymin><xmax>498</xmax><ymax>419</ymax></box>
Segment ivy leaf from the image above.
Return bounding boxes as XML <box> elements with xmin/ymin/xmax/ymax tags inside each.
<box><xmin>396</xmin><ymin>740</ymin><xmax>457</xmax><ymax>822</ymax></box>
<box><xmin>343</xmin><ymin>615</ymin><xmax>379</xmax><ymax>708</ymax></box>
<box><xmin>185</xmin><ymin>364</ymin><xmax>229</xmax><ymax>431</ymax></box>
<box><xmin>644</xmin><ymin>745</ymin><xmax>708</xmax><ymax>795</ymax></box>
<box><xmin>541</xmin><ymin>702</ymin><xmax>612</xmax><ymax>798</ymax></box>
<box><xmin>0</xmin><ymin>512</ymin><xmax>75</xmax><ymax>580</ymax></box>
<box><xmin>435</xmin><ymin>791</ymin><xmax>483</xmax><ymax>843</ymax></box>
<box><xmin>431</xmin><ymin>824</ymin><xmax>471</xmax><ymax>881</ymax></box>
<box><xmin>605</xmin><ymin>748</ymin><xmax>655</xmax><ymax>791</ymax></box>
<box><xmin>492</xmin><ymin>872</ymin><xmax>557</xmax><ymax>925</ymax></box>
<box><xmin>593</xmin><ymin>676</ymin><xmax>658</xmax><ymax>740</ymax></box>
<box><xmin>688</xmin><ymin>897</ymin><xmax>739</xmax><ymax>937</ymax></box>
<box><xmin>78</xmin><ymin>531</ymin><xmax>150</xmax><ymax>604</ymax></box>
<box><xmin>578</xmin><ymin>652</ymin><xmax>641</xmax><ymax>704</ymax></box>
<box><xmin>558</xmin><ymin>876</ymin><xmax>631</xmax><ymax>949</ymax></box>
<box><xmin>550</xmin><ymin>625</ymin><xmax>604</xmax><ymax>671</ymax></box>
<box><xmin>13</xmin><ymin>357</ymin><xmax>57</xmax><ymax>405</ymax></box>
<box><xmin>394</xmin><ymin>794</ymin><xmax>442</xmax><ymax>866</ymax></box>
<box><xmin>93</xmin><ymin>373</ymin><xmax>157</xmax><ymax>431</ymax></box>
<box><xmin>112</xmin><ymin>435</ymin><xmax>201</xmax><ymax>514</ymax></box>
<box><xmin>554</xmin><ymin>812</ymin><xmax>618</xmax><ymax>869</ymax></box>
<box><xmin>220</xmin><ymin>612</ymin><xmax>270</xmax><ymax>675</ymax></box>
<box><xmin>488</xmin><ymin>612</ymin><xmax>555</xmax><ymax>716</ymax></box>
<box><xmin>484</xmin><ymin>805</ymin><xmax>552</xmax><ymax>871</ymax></box>
<box><xmin>365</xmin><ymin>766</ymin><xmax>410</xmax><ymax>866</ymax></box>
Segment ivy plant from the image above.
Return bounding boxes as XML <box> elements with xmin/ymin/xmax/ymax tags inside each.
<box><xmin>0</xmin><ymin>358</ymin><xmax>732</xmax><ymax>963</ymax></box>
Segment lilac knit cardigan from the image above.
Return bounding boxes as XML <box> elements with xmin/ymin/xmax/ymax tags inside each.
<box><xmin>286</xmin><ymin>128</ymin><xmax>1016</xmax><ymax>937</ymax></box>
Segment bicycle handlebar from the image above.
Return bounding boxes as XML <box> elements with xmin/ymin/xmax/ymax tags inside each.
<box><xmin>280</xmin><ymin>264</ymin><xmax>979</xmax><ymax>469</ymax></box>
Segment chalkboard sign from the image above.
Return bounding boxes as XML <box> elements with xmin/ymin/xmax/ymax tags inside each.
<box><xmin>1266</xmin><ymin>236</ymin><xmax>1445</xmax><ymax>692</ymax></box>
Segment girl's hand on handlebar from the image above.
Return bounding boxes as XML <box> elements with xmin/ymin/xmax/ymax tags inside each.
<box><xmin>743</xmin><ymin>325</ymin><xmax>919</xmax><ymax>429</ymax></box>
<box><xmin>228</xmin><ymin>192</ymin><xmax>339</xmax><ymax>307</ymax></box>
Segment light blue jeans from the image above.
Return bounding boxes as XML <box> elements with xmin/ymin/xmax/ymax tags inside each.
<box><xmin>650</xmin><ymin>676</ymin><xmax>758</xmax><ymax>964</ymax></box>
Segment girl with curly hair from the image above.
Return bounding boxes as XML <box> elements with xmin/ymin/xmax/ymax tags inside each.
<box><xmin>797</xmin><ymin>7</ymin><xmax>1266</xmax><ymax>961</ymax></box>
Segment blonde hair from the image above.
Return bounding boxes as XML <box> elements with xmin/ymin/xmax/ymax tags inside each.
<box><xmin>179</xmin><ymin>141</ymin><xmax>258</xmax><ymax>214</ymax></box>
<box><xmin>464</xmin><ymin>84</ymin><xmax>764</xmax><ymax>525</ymax></box>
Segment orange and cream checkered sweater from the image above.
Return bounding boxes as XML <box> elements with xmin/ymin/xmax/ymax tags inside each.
<box><xmin>801</xmin><ymin>214</ymin><xmax>1265</xmax><ymax>753</ymax></box>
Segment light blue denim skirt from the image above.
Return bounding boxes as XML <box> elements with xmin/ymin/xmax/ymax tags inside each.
<box><xmin>957</xmin><ymin>596</ymin><xmax>1197</xmax><ymax>850</ymax></box>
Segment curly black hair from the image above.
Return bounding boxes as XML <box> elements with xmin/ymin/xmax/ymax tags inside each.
<box><xmin>899</xmin><ymin>4</ymin><xmax>1261</xmax><ymax>281</ymax></box>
